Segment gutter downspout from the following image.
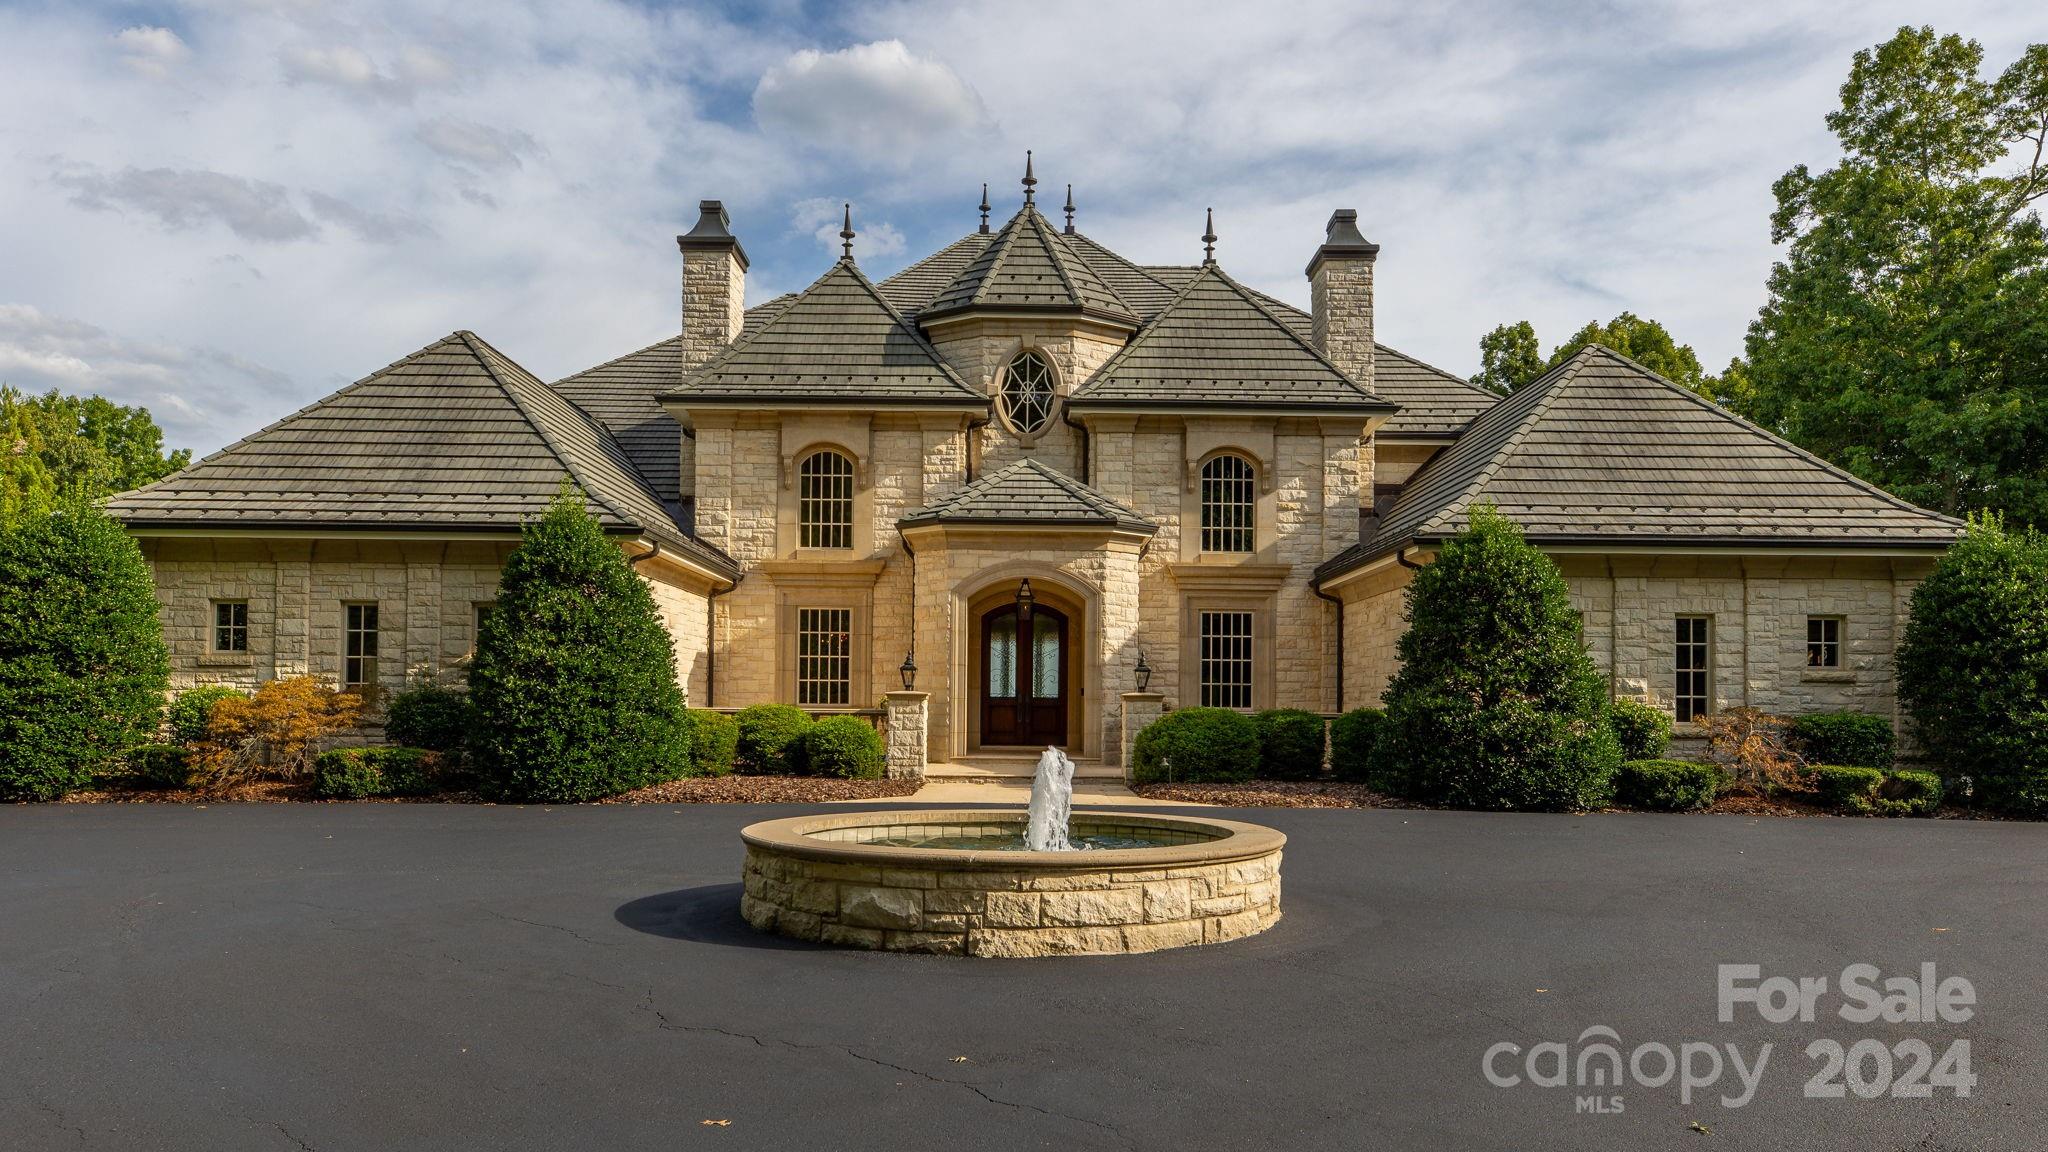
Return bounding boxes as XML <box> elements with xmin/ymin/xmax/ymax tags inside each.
<box><xmin>896</xmin><ymin>522</ymin><xmax>917</xmax><ymax>669</ymax></box>
<box><xmin>1061</xmin><ymin>406</ymin><xmax>1091</xmax><ymax>484</ymax></box>
<box><xmin>965</xmin><ymin>415</ymin><xmax>991</xmax><ymax>481</ymax></box>
<box><xmin>1395</xmin><ymin>545</ymin><xmax>1423</xmax><ymax>569</ymax></box>
<box><xmin>1310</xmin><ymin>574</ymin><xmax>1344</xmax><ymax>713</ymax></box>
<box><xmin>705</xmin><ymin>573</ymin><xmax>742</xmax><ymax>708</ymax></box>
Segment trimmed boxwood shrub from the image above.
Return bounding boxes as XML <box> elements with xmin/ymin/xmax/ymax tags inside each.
<box><xmin>804</xmin><ymin>715</ymin><xmax>885</xmax><ymax>780</ymax></box>
<box><xmin>1897</xmin><ymin>515</ymin><xmax>2048</xmax><ymax>815</ymax></box>
<box><xmin>1877</xmin><ymin>769</ymin><xmax>1943</xmax><ymax>817</ymax></box>
<box><xmin>1608</xmin><ymin>697</ymin><xmax>1673</xmax><ymax>761</ymax></box>
<box><xmin>167</xmin><ymin>685</ymin><xmax>245</xmax><ymax>747</ymax></box>
<box><xmin>735</xmin><ymin>704</ymin><xmax>812</xmax><ymax>775</ymax></box>
<box><xmin>386</xmin><ymin>685</ymin><xmax>471</xmax><ymax>754</ymax></box>
<box><xmin>1813</xmin><ymin>764</ymin><xmax>1886</xmax><ymax>813</ymax></box>
<box><xmin>1329</xmin><ymin>708</ymin><xmax>1388</xmax><ymax>784</ymax></box>
<box><xmin>314</xmin><ymin>747</ymin><xmax>441</xmax><ymax>799</ymax></box>
<box><xmin>128</xmin><ymin>743</ymin><xmax>192</xmax><ymax>789</ymax></box>
<box><xmin>1131</xmin><ymin>708</ymin><xmax>1260</xmax><ymax>784</ymax></box>
<box><xmin>1790</xmin><ymin>711</ymin><xmax>1893</xmax><ymax>770</ymax></box>
<box><xmin>467</xmin><ymin>489</ymin><xmax>692</xmax><ymax>802</ymax></box>
<box><xmin>0</xmin><ymin>503</ymin><xmax>171</xmax><ymax>801</ymax></box>
<box><xmin>1253</xmin><ymin>709</ymin><xmax>1326</xmax><ymax>780</ymax></box>
<box><xmin>1614</xmin><ymin>759</ymin><xmax>1720</xmax><ymax>812</ymax></box>
<box><xmin>1368</xmin><ymin>507</ymin><xmax>1621</xmax><ymax>811</ymax></box>
<box><xmin>690</xmin><ymin>709</ymin><xmax>738</xmax><ymax>776</ymax></box>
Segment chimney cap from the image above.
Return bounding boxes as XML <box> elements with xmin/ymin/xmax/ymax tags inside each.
<box><xmin>677</xmin><ymin>199</ymin><xmax>749</xmax><ymax>270</ymax></box>
<box><xmin>1305</xmin><ymin>208</ymin><xmax>1378</xmax><ymax>278</ymax></box>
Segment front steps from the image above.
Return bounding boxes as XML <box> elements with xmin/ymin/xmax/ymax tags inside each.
<box><xmin>924</xmin><ymin>752</ymin><xmax>1123</xmax><ymax>784</ymax></box>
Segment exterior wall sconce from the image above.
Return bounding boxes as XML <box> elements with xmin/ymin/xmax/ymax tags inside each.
<box><xmin>899</xmin><ymin>652</ymin><xmax>918</xmax><ymax>691</ymax></box>
<box><xmin>1135</xmin><ymin>650</ymin><xmax>1152</xmax><ymax>692</ymax></box>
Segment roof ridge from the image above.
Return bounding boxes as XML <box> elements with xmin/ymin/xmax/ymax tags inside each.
<box><xmin>966</xmin><ymin>211</ymin><xmax>1025</xmax><ymax>308</ymax></box>
<box><xmin>1374</xmin><ymin>343</ymin><xmax>1499</xmax><ymax>400</ymax></box>
<box><xmin>1069</xmin><ymin>264</ymin><xmax>1220</xmax><ymax>396</ymax></box>
<box><xmin>455</xmin><ymin>331</ymin><xmax>646</xmax><ymax>531</ymax></box>
<box><xmin>1400</xmin><ymin>347</ymin><xmax>1593</xmax><ymax>538</ymax></box>
<box><xmin>1064</xmin><ymin>231</ymin><xmax>1178</xmax><ymax>297</ymax></box>
<box><xmin>1211</xmin><ymin>266</ymin><xmax>1382</xmax><ymax>401</ymax></box>
<box><xmin>1575</xmin><ymin>344</ymin><xmax>1962</xmax><ymax>524</ymax></box>
<box><xmin>834</xmin><ymin>258</ymin><xmax>983</xmax><ymax>397</ymax></box>
<box><xmin>1027</xmin><ymin>210</ymin><xmax>1088</xmax><ymax>307</ymax></box>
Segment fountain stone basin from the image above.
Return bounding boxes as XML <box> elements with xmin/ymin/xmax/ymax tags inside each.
<box><xmin>739</xmin><ymin>809</ymin><xmax>1285</xmax><ymax>957</ymax></box>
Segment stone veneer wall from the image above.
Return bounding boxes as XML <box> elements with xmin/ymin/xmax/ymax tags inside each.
<box><xmin>740</xmin><ymin>841</ymin><xmax>1282</xmax><ymax>957</ymax></box>
<box><xmin>139</xmin><ymin>536</ymin><xmax>713</xmax><ymax>698</ymax></box>
<box><xmin>1337</xmin><ymin>551</ymin><xmax>1933</xmax><ymax>735</ymax></box>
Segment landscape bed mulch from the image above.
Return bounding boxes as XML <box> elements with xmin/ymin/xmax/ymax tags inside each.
<box><xmin>50</xmin><ymin>776</ymin><xmax>918</xmax><ymax>805</ymax></box>
<box><xmin>1131</xmin><ymin>781</ymin><xmax>1397</xmax><ymax>808</ymax></box>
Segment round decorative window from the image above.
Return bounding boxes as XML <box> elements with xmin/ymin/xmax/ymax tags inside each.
<box><xmin>998</xmin><ymin>350</ymin><xmax>1056</xmax><ymax>437</ymax></box>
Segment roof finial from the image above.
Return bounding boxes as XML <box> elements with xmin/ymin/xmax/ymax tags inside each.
<box><xmin>1063</xmin><ymin>183</ymin><xmax>1075</xmax><ymax>233</ymax></box>
<box><xmin>839</xmin><ymin>202</ymin><xmax>855</xmax><ymax>260</ymax></box>
<box><xmin>978</xmin><ymin>183</ymin><xmax>990</xmax><ymax>234</ymax></box>
<box><xmin>1201</xmin><ymin>207</ymin><xmax>1217</xmax><ymax>265</ymax></box>
<box><xmin>1021</xmin><ymin>150</ymin><xmax>1036</xmax><ymax>205</ymax></box>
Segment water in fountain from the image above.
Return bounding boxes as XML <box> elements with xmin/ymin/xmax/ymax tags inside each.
<box><xmin>1024</xmin><ymin>746</ymin><xmax>1077</xmax><ymax>851</ymax></box>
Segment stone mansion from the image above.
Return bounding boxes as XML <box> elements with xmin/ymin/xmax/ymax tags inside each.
<box><xmin>109</xmin><ymin>163</ymin><xmax>1961</xmax><ymax>773</ymax></box>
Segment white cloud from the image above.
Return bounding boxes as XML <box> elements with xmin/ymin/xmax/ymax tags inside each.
<box><xmin>113</xmin><ymin>26</ymin><xmax>189</xmax><ymax>79</ymax></box>
<box><xmin>754</xmin><ymin>40</ymin><xmax>988</xmax><ymax>158</ymax></box>
<box><xmin>415</xmin><ymin>118</ymin><xmax>543</xmax><ymax>171</ymax></box>
<box><xmin>54</xmin><ymin>166</ymin><xmax>318</xmax><ymax>242</ymax></box>
<box><xmin>280</xmin><ymin>41</ymin><xmax>450</xmax><ymax>100</ymax></box>
<box><xmin>0</xmin><ymin>304</ymin><xmax>293</xmax><ymax>450</ymax></box>
<box><xmin>304</xmin><ymin>191</ymin><xmax>431</xmax><ymax>244</ymax></box>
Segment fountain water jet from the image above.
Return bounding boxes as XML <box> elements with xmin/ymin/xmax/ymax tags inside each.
<box><xmin>1025</xmin><ymin>746</ymin><xmax>1076</xmax><ymax>851</ymax></box>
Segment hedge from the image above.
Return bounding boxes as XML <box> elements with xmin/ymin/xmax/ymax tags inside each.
<box><xmin>1812</xmin><ymin>764</ymin><xmax>1886</xmax><ymax>813</ymax></box>
<box><xmin>1789</xmin><ymin>711</ymin><xmax>1893</xmax><ymax>770</ymax></box>
<box><xmin>167</xmin><ymin>686</ymin><xmax>245</xmax><ymax>747</ymax></box>
<box><xmin>386</xmin><ymin>685</ymin><xmax>471</xmax><ymax>754</ymax></box>
<box><xmin>735</xmin><ymin>704</ymin><xmax>812</xmax><ymax>775</ymax></box>
<box><xmin>689</xmin><ymin>709</ymin><xmax>738</xmax><ymax>776</ymax></box>
<box><xmin>128</xmin><ymin>743</ymin><xmax>193</xmax><ymax>790</ymax></box>
<box><xmin>1876</xmin><ymin>769</ymin><xmax>1944</xmax><ymax>818</ymax></box>
<box><xmin>1253</xmin><ymin>709</ymin><xmax>1326</xmax><ymax>780</ymax></box>
<box><xmin>314</xmin><ymin>747</ymin><xmax>442</xmax><ymax>799</ymax></box>
<box><xmin>1607</xmin><ymin>697</ymin><xmax>1673</xmax><ymax>761</ymax></box>
<box><xmin>1131</xmin><ymin>708</ymin><xmax>1260</xmax><ymax>784</ymax></box>
<box><xmin>1613</xmin><ymin>759</ymin><xmax>1720</xmax><ymax>812</ymax></box>
<box><xmin>1329</xmin><ymin>708</ymin><xmax>1387</xmax><ymax>784</ymax></box>
<box><xmin>803</xmin><ymin>716</ymin><xmax>886</xmax><ymax>780</ymax></box>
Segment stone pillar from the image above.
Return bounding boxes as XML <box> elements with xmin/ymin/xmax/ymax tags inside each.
<box><xmin>883</xmin><ymin>691</ymin><xmax>929</xmax><ymax>781</ymax></box>
<box><xmin>1119</xmin><ymin>692</ymin><xmax>1165</xmax><ymax>782</ymax></box>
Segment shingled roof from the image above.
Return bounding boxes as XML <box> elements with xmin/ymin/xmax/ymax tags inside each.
<box><xmin>876</xmin><ymin>232</ymin><xmax>992</xmax><ymax>315</ymax></box>
<box><xmin>920</xmin><ymin>205</ymin><xmax>1136</xmax><ymax>325</ymax></box>
<box><xmin>899</xmin><ymin>458</ymin><xmax>1155</xmax><ymax>534</ymax></box>
<box><xmin>109</xmin><ymin>331</ymin><xmax>738</xmax><ymax>579</ymax></box>
<box><xmin>1068</xmin><ymin>263</ymin><xmax>1395</xmax><ymax>415</ymax></box>
<box><xmin>1316</xmin><ymin>345</ymin><xmax>1962</xmax><ymax>580</ymax></box>
<box><xmin>666</xmin><ymin>259</ymin><xmax>985</xmax><ymax>408</ymax></box>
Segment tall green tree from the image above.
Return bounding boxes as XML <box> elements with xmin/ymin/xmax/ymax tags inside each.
<box><xmin>1745</xmin><ymin>26</ymin><xmax>2048</xmax><ymax>526</ymax></box>
<box><xmin>1471</xmin><ymin>314</ymin><xmax>1733</xmax><ymax>400</ymax></box>
<box><xmin>1</xmin><ymin>392</ymin><xmax>57</xmax><ymax>530</ymax></box>
<box><xmin>467</xmin><ymin>484</ymin><xmax>692</xmax><ymax>802</ymax></box>
<box><xmin>0</xmin><ymin>502</ymin><xmax>170</xmax><ymax>800</ymax></box>
<box><xmin>0</xmin><ymin>386</ymin><xmax>190</xmax><ymax>510</ymax></box>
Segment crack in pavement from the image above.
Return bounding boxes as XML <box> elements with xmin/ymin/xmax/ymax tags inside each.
<box><xmin>481</xmin><ymin>909</ymin><xmax>618</xmax><ymax>948</ymax></box>
<box><xmin>639</xmin><ymin>990</ymin><xmax>1134</xmax><ymax>1148</ymax></box>
<box><xmin>275</xmin><ymin>1122</ymin><xmax>316</xmax><ymax>1151</ymax></box>
<box><xmin>24</xmin><ymin>1090</ymin><xmax>88</xmax><ymax>1145</ymax></box>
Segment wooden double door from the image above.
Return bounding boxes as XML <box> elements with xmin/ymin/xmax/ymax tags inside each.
<box><xmin>979</xmin><ymin>601</ymin><xmax>1069</xmax><ymax>747</ymax></box>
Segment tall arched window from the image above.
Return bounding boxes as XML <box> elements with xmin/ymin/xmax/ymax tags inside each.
<box><xmin>798</xmin><ymin>450</ymin><xmax>855</xmax><ymax>549</ymax></box>
<box><xmin>1199</xmin><ymin>454</ymin><xmax>1256</xmax><ymax>553</ymax></box>
<box><xmin>998</xmin><ymin>349</ymin><xmax>1056</xmax><ymax>437</ymax></box>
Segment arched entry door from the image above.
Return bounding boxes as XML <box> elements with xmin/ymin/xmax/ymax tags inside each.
<box><xmin>980</xmin><ymin>599</ymin><xmax>1069</xmax><ymax>747</ymax></box>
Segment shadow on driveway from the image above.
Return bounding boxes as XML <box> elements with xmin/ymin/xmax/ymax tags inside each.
<box><xmin>613</xmin><ymin>882</ymin><xmax>827</xmax><ymax>951</ymax></box>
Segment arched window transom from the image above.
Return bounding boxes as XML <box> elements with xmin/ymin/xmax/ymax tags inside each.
<box><xmin>1199</xmin><ymin>454</ymin><xmax>1256</xmax><ymax>553</ymax></box>
<box><xmin>998</xmin><ymin>350</ymin><xmax>1056</xmax><ymax>437</ymax></box>
<box><xmin>797</xmin><ymin>450</ymin><xmax>855</xmax><ymax>549</ymax></box>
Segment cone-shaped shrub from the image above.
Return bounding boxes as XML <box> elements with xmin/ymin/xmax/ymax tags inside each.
<box><xmin>1897</xmin><ymin>515</ymin><xmax>2048</xmax><ymax>815</ymax></box>
<box><xmin>0</xmin><ymin>503</ymin><xmax>170</xmax><ymax>800</ymax></box>
<box><xmin>468</xmin><ymin>488</ymin><xmax>691</xmax><ymax>801</ymax></box>
<box><xmin>1368</xmin><ymin>506</ymin><xmax>1619</xmax><ymax>811</ymax></box>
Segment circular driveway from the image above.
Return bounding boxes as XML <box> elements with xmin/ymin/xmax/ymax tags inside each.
<box><xmin>2</xmin><ymin>802</ymin><xmax>2041</xmax><ymax>1150</ymax></box>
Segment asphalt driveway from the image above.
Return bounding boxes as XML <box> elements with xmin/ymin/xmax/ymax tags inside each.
<box><xmin>2</xmin><ymin>802</ymin><xmax>2042</xmax><ymax>1151</ymax></box>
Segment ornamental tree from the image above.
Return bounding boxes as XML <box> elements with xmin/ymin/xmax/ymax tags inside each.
<box><xmin>467</xmin><ymin>486</ymin><xmax>691</xmax><ymax>801</ymax></box>
<box><xmin>1896</xmin><ymin>515</ymin><xmax>2048</xmax><ymax>813</ymax></box>
<box><xmin>1368</xmin><ymin>506</ymin><xmax>1620</xmax><ymax>811</ymax></box>
<box><xmin>0</xmin><ymin>503</ymin><xmax>170</xmax><ymax>800</ymax></box>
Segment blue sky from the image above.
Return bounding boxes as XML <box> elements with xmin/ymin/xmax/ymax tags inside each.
<box><xmin>0</xmin><ymin>0</ymin><xmax>2040</xmax><ymax>454</ymax></box>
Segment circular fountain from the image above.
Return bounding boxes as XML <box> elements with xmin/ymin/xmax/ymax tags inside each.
<box><xmin>739</xmin><ymin>751</ymin><xmax>1284</xmax><ymax>957</ymax></box>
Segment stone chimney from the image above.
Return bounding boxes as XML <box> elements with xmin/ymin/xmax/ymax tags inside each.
<box><xmin>677</xmin><ymin>200</ymin><xmax>748</xmax><ymax>370</ymax></box>
<box><xmin>1306</xmin><ymin>209</ymin><xmax>1379</xmax><ymax>392</ymax></box>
